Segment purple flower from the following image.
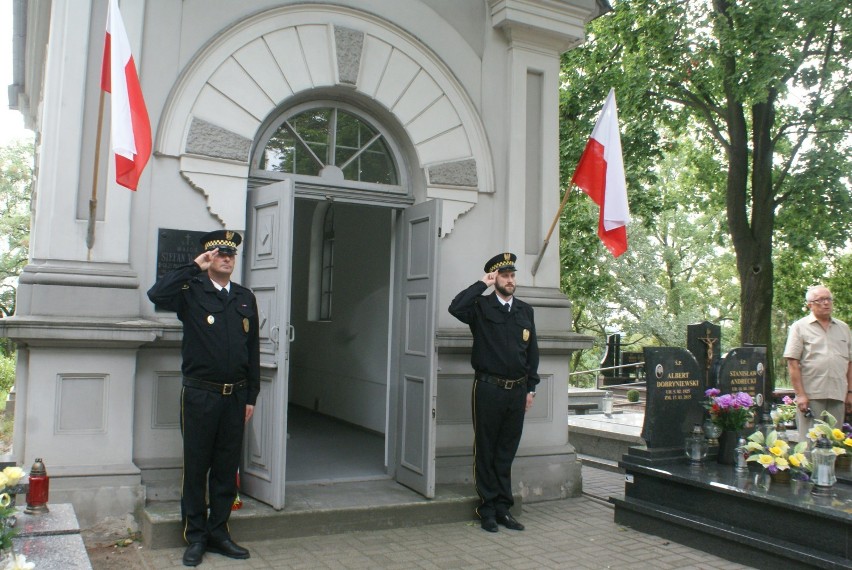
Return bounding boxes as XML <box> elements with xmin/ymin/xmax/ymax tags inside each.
<box><xmin>705</xmin><ymin>388</ymin><xmax>721</xmax><ymax>398</ymax></box>
<box><xmin>767</xmin><ymin>464</ymin><xmax>778</xmax><ymax>475</ymax></box>
<box><xmin>843</xmin><ymin>423</ymin><xmax>852</xmax><ymax>436</ymax></box>
<box><xmin>716</xmin><ymin>394</ymin><xmax>734</xmax><ymax>409</ymax></box>
<box><xmin>782</xmin><ymin>395</ymin><xmax>794</xmax><ymax>405</ymax></box>
<box><xmin>734</xmin><ymin>392</ymin><xmax>754</xmax><ymax>407</ymax></box>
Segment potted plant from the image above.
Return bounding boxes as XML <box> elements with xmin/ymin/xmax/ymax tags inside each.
<box><xmin>744</xmin><ymin>429</ymin><xmax>810</xmax><ymax>483</ymax></box>
<box><xmin>703</xmin><ymin>389</ymin><xmax>755</xmax><ymax>464</ymax></box>
<box><xmin>0</xmin><ymin>465</ymin><xmax>33</xmax><ymax>569</ymax></box>
<box><xmin>807</xmin><ymin>411</ymin><xmax>852</xmax><ymax>469</ymax></box>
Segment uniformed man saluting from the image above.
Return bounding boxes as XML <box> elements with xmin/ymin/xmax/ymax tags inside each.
<box><xmin>148</xmin><ymin>230</ymin><xmax>260</xmax><ymax>567</ymax></box>
<box><xmin>448</xmin><ymin>252</ymin><xmax>539</xmax><ymax>533</ymax></box>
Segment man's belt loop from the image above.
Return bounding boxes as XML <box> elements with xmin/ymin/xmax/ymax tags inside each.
<box><xmin>182</xmin><ymin>377</ymin><xmax>247</xmax><ymax>395</ymax></box>
<box><xmin>475</xmin><ymin>372</ymin><xmax>527</xmax><ymax>390</ymax></box>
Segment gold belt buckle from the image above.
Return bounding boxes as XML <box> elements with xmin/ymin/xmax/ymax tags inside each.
<box><xmin>503</xmin><ymin>379</ymin><xmax>514</xmax><ymax>390</ymax></box>
<box><xmin>222</xmin><ymin>383</ymin><xmax>234</xmax><ymax>395</ymax></box>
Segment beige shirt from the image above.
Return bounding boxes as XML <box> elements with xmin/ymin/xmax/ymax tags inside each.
<box><xmin>783</xmin><ymin>314</ymin><xmax>852</xmax><ymax>400</ymax></box>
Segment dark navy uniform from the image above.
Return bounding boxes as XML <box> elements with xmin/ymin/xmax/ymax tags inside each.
<box><xmin>148</xmin><ymin>257</ymin><xmax>260</xmax><ymax>547</ymax></box>
<box><xmin>448</xmin><ymin>254</ymin><xmax>539</xmax><ymax>524</ymax></box>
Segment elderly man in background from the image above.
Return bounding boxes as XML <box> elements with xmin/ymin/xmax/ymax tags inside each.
<box><xmin>783</xmin><ymin>285</ymin><xmax>852</xmax><ymax>442</ymax></box>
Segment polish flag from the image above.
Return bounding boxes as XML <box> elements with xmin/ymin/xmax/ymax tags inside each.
<box><xmin>571</xmin><ymin>89</ymin><xmax>629</xmax><ymax>257</ymax></box>
<box><xmin>101</xmin><ymin>0</ymin><xmax>151</xmax><ymax>191</ymax></box>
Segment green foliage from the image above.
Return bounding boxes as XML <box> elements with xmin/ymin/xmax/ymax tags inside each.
<box><xmin>560</xmin><ymin>0</ymin><xmax>852</xmax><ymax>370</ymax></box>
<box><xmin>0</xmin><ymin>139</ymin><xmax>34</xmax><ymax>322</ymax></box>
<box><xmin>626</xmin><ymin>389</ymin><xmax>640</xmax><ymax>403</ymax></box>
<box><xmin>0</xmin><ymin>353</ymin><xmax>14</xmax><ymax>397</ymax></box>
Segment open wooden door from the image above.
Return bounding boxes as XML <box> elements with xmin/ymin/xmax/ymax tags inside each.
<box><xmin>241</xmin><ymin>179</ymin><xmax>294</xmax><ymax>509</ymax></box>
<box><xmin>395</xmin><ymin>199</ymin><xmax>441</xmax><ymax>498</ymax></box>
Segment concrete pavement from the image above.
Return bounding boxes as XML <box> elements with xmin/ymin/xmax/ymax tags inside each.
<box><xmin>86</xmin><ymin>466</ymin><xmax>757</xmax><ymax>569</ymax></box>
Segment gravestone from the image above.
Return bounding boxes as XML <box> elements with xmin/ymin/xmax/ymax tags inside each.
<box><xmin>156</xmin><ymin>228</ymin><xmax>207</xmax><ymax>280</ymax></box>
<box><xmin>621</xmin><ymin>351</ymin><xmax>643</xmax><ymax>381</ymax></box>
<box><xmin>626</xmin><ymin>347</ymin><xmax>704</xmax><ymax>465</ymax></box>
<box><xmin>716</xmin><ymin>345</ymin><xmax>767</xmax><ymax>409</ymax></box>
<box><xmin>599</xmin><ymin>333</ymin><xmax>621</xmax><ymax>384</ymax></box>
<box><xmin>687</xmin><ymin>321</ymin><xmax>721</xmax><ymax>390</ymax></box>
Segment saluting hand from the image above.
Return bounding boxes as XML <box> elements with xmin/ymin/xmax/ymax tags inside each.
<box><xmin>194</xmin><ymin>249</ymin><xmax>218</xmax><ymax>271</ymax></box>
<box><xmin>481</xmin><ymin>271</ymin><xmax>497</xmax><ymax>287</ymax></box>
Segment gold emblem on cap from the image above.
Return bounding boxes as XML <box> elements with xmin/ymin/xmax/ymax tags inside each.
<box><xmin>523</xmin><ymin>329</ymin><xmax>530</xmax><ymax>342</ymax></box>
<box><xmin>207</xmin><ymin>315</ymin><xmax>215</xmax><ymax>325</ymax></box>
<box><xmin>504</xmin><ymin>253</ymin><xmax>511</xmax><ymax>261</ymax></box>
<box><xmin>243</xmin><ymin>318</ymin><xmax>250</xmax><ymax>333</ymax></box>
<box><xmin>226</xmin><ymin>230</ymin><xmax>234</xmax><ymax>240</ymax></box>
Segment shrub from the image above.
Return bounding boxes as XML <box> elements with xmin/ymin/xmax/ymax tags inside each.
<box><xmin>626</xmin><ymin>389</ymin><xmax>640</xmax><ymax>403</ymax></box>
<box><xmin>0</xmin><ymin>353</ymin><xmax>14</xmax><ymax>396</ymax></box>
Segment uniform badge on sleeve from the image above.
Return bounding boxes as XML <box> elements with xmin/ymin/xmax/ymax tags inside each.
<box><xmin>523</xmin><ymin>329</ymin><xmax>530</xmax><ymax>342</ymax></box>
<box><xmin>243</xmin><ymin>318</ymin><xmax>250</xmax><ymax>333</ymax></box>
<box><xmin>207</xmin><ymin>315</ymin><xmax>215</xmax><ymax>325</ymax></box>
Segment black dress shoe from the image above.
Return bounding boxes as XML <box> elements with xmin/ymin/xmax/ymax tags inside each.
<box><xmin>207</xmin><ymin>538</ymin><xmax>251</xmax><ymax>559</ymax></box>
<box><xmin>182</xmin><ymin>542</ymin><xmax>205</xmax><ymax>567</ymax></box>
<box><xmin>480</xmin><ymin>517</ymin><xmax>498</xmax><ymax>532</ymax></box>
<box><xmin>496</xmin><ymin>513</ymin><xmax>525</xmax><ymax>531</ymax></box>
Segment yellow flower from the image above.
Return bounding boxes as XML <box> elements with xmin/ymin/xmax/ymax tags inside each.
<box><xmin>0</xmin><ymin>472</ymin><xmax>8</xmax><ymax>489</ymax></box>
<box><xmin>788</xmin><ymin>455</ymin><xmax>801</xmax><ymax>468</ymax></box>
<box><xmin>0</xmin><ymin>492</ymin><xmax>10</xmax><ymax>508</ymax></box>
<box><xmin>774</xmin><ymin>457</ymin><xmax>789</xmax><ymax>470</ymax></box>
<box><xmin>2</xmin><ymin>466</ymin><xmax>24</xmax><ymax>487</ymax></box>
<box><xmin>832</xmin><ymin>447</ymin><xmax>846</xmax><ymax>456</ymax></box>
<box><xmin>832</xmin><ymin>428</ymin><xmax>845</xmax><ymax>441</ymax></box>
<box><xmin>769</xmin><ymin>445</ymin><xmax>784</xmax><ymax>457</ymax></box>
<box><xmin>757</xmin><ymin>454</ymin><xmax>774</xmax><ymax>467</ymax></box>
<box><xmin>844</xmin><ymin>438</ymin><xmax>852</xmax><ymax>448</ymax></box>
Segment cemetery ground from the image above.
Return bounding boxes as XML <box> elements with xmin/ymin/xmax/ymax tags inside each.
<box><xmin>80</xmin><ymin>454</ymin><xmax>758</xmax><ymax>570</ymax></box>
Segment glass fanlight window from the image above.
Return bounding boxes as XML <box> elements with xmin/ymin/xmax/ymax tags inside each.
<box><xmin>258</xmin><ymin>107</ymin><xmax>398</xmax><ymax>186</ymax></box>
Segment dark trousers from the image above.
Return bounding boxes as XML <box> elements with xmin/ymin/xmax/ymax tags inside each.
<box><xmin>180</xmin><ymin>386</ymin><xmax>246</xmax><ymax>544</ymax></box>
<box><xmin>471</xmin><ymin>379</ymin><xmax>526</xmax><ymax>519</ymax></box>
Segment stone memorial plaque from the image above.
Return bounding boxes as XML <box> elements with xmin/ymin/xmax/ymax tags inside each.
<box><xmin>156</xmin><ymin>228</ymin><xmax>207</xmax><ymax>280</ymax></box>
<box><xmin>687</xmin><ymin>321</ymin><xmax>721</xmax><ymax>389</ymax></box>
<box><xmin>640</xmin><ymin>347</ymin><xmax>704</xmax><ymax>449</ymax></box>
<box><xmin>716</xmin><ymin>346</ymin><xmax>767</xmax><ymax>408</ymax></box>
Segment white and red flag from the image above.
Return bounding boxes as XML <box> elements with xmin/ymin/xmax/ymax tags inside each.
<box><xmin>101</xmin><ymin>0</ymin><xmax>151</xmax><ymax>191</ymax></box>
<box><xmin>571</xmin><ymin>88</ymin><xmax>629</xmax><ymax>257</ymax></box>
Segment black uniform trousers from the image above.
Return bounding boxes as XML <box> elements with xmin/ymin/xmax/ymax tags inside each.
<box><xmin>180</xmin><ymin>384</ymin><xmax>247</xmax><ymax>545</ymax></box>
<box><xmin>472</xmin><ymin>379</ymin><xmax>526</xmax><ymax>520</ymax></box>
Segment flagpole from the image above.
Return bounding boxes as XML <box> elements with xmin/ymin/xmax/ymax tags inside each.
<box><xmin>530</xmin><ymin>183</ymin><xmax>576</xmax><ymax>277</ymax></box>
<box><xmin>87</xmin><ymin>88</ymin><xmax>106</xmax><ymax>261</ymax></box>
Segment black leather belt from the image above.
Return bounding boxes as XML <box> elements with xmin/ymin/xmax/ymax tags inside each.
<box><xmin>183</xmin><ymin>377</ymin><xmax>247</xmax><ymax>395</ymax></box>
<box><xmin>475</xmin><ymin>372</ymin><xmax>526</xmax><ymax>390</ymax></box>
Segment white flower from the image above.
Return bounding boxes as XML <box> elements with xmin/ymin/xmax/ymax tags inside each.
<box><xmin>1</xmin><ymin>468</ymin><xmax>24</xmax><ymax>488</ymax></box>
<box><xmin>3</xmin><ymin>554</ymin><xmax>35</xmax><ymax>570</ymax></box>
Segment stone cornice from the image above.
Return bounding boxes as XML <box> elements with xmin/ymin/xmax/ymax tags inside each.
<box><xmin>489</xmin><ymin>0</ymin><xmax>606</xmax><ymax>53</ymax></box>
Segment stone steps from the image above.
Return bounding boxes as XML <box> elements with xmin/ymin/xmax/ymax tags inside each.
<box><xmin>141</xmin><ymin>480</ymin><xmax>507</xmax><ymax>549</ymax></box>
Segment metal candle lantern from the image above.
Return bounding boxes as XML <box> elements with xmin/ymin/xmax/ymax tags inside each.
<box><xmin>24</xmin><ymin>458</ymin><xmax>50</xmax><ymax>515</ymax></box>
<box><xmin>811</xmin><ymin>435</ymin><xmax>836</xmax><ymax>496</ymax></box>
<box><xmin>685</xmin><ymin>424</ymin><xmax>708</xmax><ymax>464</ymax></box>
<box><xmin>602</xmin><ymin>391</ymin><xmax>614</xmax><ymax>416</ymax></box>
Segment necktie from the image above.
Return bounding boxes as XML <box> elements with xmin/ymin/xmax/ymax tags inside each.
<box><xmin>505</xmin><ymin>303</ymin><xmax>510</xmax><ymax>313</ymax></box>
<box><xmin>218</xmin><ymin>288</ymin><xmax>229</xmax><ymax>303</ymax></box>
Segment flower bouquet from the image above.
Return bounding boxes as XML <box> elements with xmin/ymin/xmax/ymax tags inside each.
<box><xmin>807</xmin><ymin>411</ymin><xmax>852</xmax><ymax>460</ymax></box>
<box><xmin>772</xmin><ymin>395</ymin><xmax>797</xmax><ymax>426</ymax></box>
<box><xmin>744</xmin><ymin>430</ymin><xmax>810</xmax><ymax>481</ymax></box>
<box><xmin>703</xmin><ymin>389</ymin><xmax>755</xmax><ymax>431</ymax></box>
<box><xmin>0</xmin><ymin>466</ymin><xmax>35</xmax><ymax>569</ymax></box>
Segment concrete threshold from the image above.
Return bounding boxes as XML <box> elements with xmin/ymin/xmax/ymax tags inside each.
<box><xmin>142</xmin><ymin>479</ymin><xmax>492</xmax><ymax>549</ymax></box>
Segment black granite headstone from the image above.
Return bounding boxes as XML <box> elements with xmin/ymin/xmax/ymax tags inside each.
<box><xmin>638</xmin><ymin>347</ymin><xmax>704</xmax><ymax>453</ymax></box>
<box><xmin>621</xmin><ymin>351</ymin><xmax>643</xmax><ymax>380</ymax></box>
<box><xmin>600</xmin><ymin>333</ymin><xmax>621</xmax><ymax>380</ymax></box>
<box><xmin>687</xmin><ymin>321</ymin><xmax>721</xmax><ymax>389</ymax></box>
<box><xmin>716</xmin><ymin>345</ymin><xmax>767</xmax><ymax>408</ymax></box>
<box><xmin>156</xmin><ymin>228</ymin><xmax>207</xmax><ymax>280</ymax></box>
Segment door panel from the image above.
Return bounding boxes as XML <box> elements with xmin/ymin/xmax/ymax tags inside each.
<box><xmin>396</xmin><ymin>199</ymin><xmax>440</xmax><ymax>497</ymax></box>
<box><xmin>242</xmin><ymin>180</ymin><xmax>294</xmax><ymax>509</ymax></box>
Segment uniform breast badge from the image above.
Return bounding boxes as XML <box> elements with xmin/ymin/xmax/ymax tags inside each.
<box><xmin>207</xmin><ymin>315</ymin><xmax>215</xmax><ymax>325</ymax></box>
<box><xmin>243</xmin><ymin>318</ymin><xmax>250</xmax><ymax>333</ymax></box>
<box><xmin>522</xmin><ymin>329</ymin><xmax>530</xmax><ymax>342</ymax></box>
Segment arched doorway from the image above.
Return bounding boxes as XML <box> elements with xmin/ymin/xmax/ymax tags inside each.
<box><xmin>241</xmin><ymin>101</ymin><xmax>440</xmax><ymax>507</ymax></box>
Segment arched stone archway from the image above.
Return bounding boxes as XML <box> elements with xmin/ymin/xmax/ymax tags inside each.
<box><xmin>156</xmin><ymin>4</ymin><xmax>493</xmax><ymax>233</ymax></box>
